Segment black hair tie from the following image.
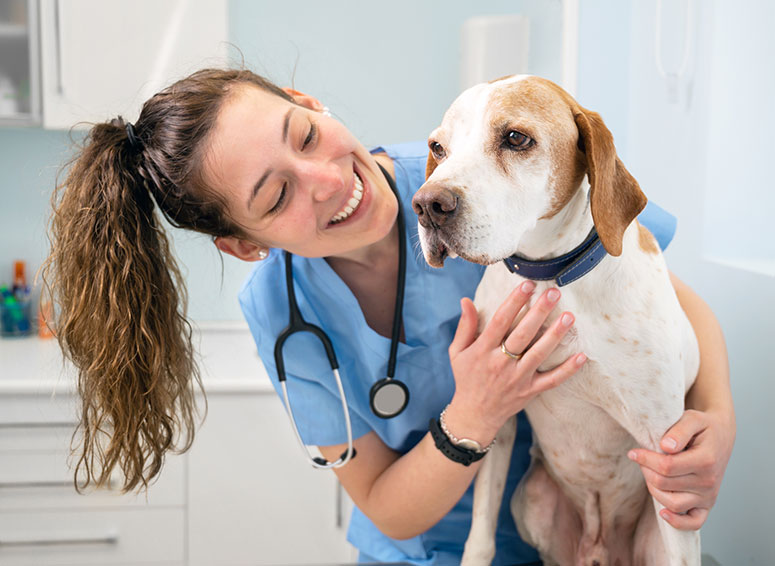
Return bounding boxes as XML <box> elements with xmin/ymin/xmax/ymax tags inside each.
<box><xmin>124</xmin><ymin>119</ymin><xmax>142</xmax><ymax>152</ymax></box>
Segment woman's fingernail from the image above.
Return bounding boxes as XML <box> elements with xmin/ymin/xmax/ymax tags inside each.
<box><xmin>547</xmin><ymin>289</ymin><xmax>560</xmax><ymax>302</ymax></box>
<box><xmin>660</xmin><ymin>510</ymin><xmax>670</xmax><ymax>521</ymax></box>
<box><xmin>521</xmin><ymin>281</ymin><xmax>535</xmax><ymax>293</ymax></box>
<box><xmin>561</xmin><ymin>313</ymin><xmax>574</xmax><ymax>327</ymax></box>
<box><xmin>627</xmin><ymin>450</ymin><xmax>638</xmax><ymax>461</ymax></box>
<box><xmin>575</xmin><ymin>353</ymin><xmax>587</xmax><ymax>365</ymax></box>
<box><xmin>663</xmin><ymin>437</ymin><xmax>677</xmax><ymax>450</ymax></box>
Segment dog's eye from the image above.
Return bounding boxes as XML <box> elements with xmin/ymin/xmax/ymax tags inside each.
<box><xmin>429</xmin><ymin>141</ymin><xmax>446</xmax><ymax>160</ymax></box>
<box><xmin>506</xmin><ymin>131</ymin><xmax>533</xmax><ymax>150</ymax></box>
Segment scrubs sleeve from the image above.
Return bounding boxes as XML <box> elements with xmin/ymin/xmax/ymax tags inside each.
<box><xmin>637</xmin><ymin>201</ymin><xmax>677</xmax><ymax>251</ymax></box>
<box><xmin>239</xmin><ymin>282</ymin><xmax>372</xmax><ymax>448</ymax></box>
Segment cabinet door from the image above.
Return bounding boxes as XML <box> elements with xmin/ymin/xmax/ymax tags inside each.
<box><xmin>0</xmin><ymin>0</ymin><xmax>41</xmax><ymax>124</ymax></box>
<box><xmin>187</xmin><ymin>392</ymin><xmax>356</xmax><ymax>565</ymax></box>
<box><xmin>38</xmin><ymin>0</ymin><xmax>227</xmax><ymax>129</ymax></box>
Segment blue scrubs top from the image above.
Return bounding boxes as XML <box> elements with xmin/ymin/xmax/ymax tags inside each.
<box><xmin>238</xmin><ymin>140</ymin><xmax>676</xmax><ymax>565</ymax></box>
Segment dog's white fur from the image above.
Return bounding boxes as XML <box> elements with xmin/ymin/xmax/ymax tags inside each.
<box><xmin>415</xmin><ymin>76</ymin><xmax>701</xmax><ymax>566</ymax></box>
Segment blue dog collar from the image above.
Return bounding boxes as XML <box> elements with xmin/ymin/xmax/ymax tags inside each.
<box><xmin>502</xmin><ymin>228</ymin><xmax>608</xmax><ymax>287</ymax></box>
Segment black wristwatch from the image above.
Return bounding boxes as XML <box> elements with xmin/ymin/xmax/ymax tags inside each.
<box><xmin>428</xmin><ymin>417</ymin><xmax>487</xmax><ymax>466</ymax></box>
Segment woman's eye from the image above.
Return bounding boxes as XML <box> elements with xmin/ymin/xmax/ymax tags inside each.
<box><xmin>505</xmin><ymin>131</ymin><xmax>533</xmax><ymax>150</ymax></box>
<box><xmin>269</xmin><ymin>183</ymin><xmax>287</xmax><ymax>213</ymax></box>
<box><xmin>430</xmin><ymin>141</ymin><xmax>446</xmax><ymax>160</ymax></box>
<box><xmin>302</xmin><ymin>122</ymin><xmax>317</xmax><ymax>150</ymax></box>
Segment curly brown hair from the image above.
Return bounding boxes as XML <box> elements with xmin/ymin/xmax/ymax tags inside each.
<box><xmin>43</xmin><ymin>68</ymin><xmax>293</xmax><ymax>492</ymax></box>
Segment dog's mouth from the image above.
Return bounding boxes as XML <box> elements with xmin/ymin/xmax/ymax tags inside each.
<box><xmin>420</xmin><ymin>227</ymin><xmax>498</xmax><ymax>268</ymax></box>
<box><xmin>420</xmin><ymin>228</ymin><xmax>450</xmax><ymax>268</ymax></box>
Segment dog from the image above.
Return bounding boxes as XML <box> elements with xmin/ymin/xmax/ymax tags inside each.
<box><xmin>412</xmin><ymin>75</ymin><xmax>701</xmax><ymax>566</ymax></box>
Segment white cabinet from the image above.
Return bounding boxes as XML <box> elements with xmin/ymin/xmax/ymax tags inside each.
<box><xmin>0</xmin><ymin>328</ymin><xmax>357</xmax><ymax>565</ymax></box>
<box><xmin>187</xmin><ymin>390</ymin><xmax>357</xmax><ymax>565</ymax></box>
<box><xmin>38</xmin><ymin>0</ymin><xmax>228</xmax><ymax>129</ymax></box>
<box><xmin>0</xmin><ymin>0</ymin><xmax>228</xmax><ymax>128</ymax></box>
<box><xmin>0</xmin><ymin>391</ymin><xmax>187</xmax><ymax>566</ymax></box>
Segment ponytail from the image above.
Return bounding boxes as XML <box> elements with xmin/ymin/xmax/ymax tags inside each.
<box><xmin>45</xmin><ymin>119</ymin><xmax>201</xmax><ymax>493</ymax></box>
<box><xmin>44</xmin><ymin>68</ymin><xmax>292</xmax><ymax>492</ymax></box>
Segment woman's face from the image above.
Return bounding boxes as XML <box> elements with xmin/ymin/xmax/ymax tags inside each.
<box><xmin>204</xmin><ymin>84</ymin><xmax>398</xmax><ymax>260</ymax></box>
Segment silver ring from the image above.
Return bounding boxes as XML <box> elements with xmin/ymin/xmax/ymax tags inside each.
<box><xmin>500</xmin><ymin>340</ymin><xmax>524</xmax><ymax>361</ymax></box>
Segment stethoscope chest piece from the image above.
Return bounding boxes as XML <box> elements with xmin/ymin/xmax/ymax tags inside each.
<box><xmin>370</xmin><ymin>377</ymin><xmax>409</xmax><ymax>419</ymax></box>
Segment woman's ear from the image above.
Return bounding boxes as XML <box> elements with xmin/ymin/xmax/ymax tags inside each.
<box><xmin>214</xmin><ymin>236</ymin><xmax>267</xmax><ymax>262</ymax></box>
<box><xmin>281</xmin><ymin>87</ymin><xmax>325</xmax><ymax>112</ymax></box>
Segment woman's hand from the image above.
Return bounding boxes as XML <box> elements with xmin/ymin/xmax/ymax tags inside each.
<box><xmin>628</xmin><ymin>407</ymin><xmax>735</xmax><ymax>530</ymax></box>
<box><xmin>444</xmin><ymin>281</ymin><xmax>587</xmax><ymax>445</ymax></box>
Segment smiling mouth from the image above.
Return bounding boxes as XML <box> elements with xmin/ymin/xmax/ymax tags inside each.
<box><xmin>329</xmin><ymin>171</ymin><xmax>364</xmax><ymax>225</ymax></box>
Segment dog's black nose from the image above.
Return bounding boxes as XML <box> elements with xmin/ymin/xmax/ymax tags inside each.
<box><xmin>412</xmin><ymin>185</ymin><xmax>458</xmax><ymax>228</ymax></box>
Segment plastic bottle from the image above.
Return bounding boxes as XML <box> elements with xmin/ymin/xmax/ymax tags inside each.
<box><xmin>12</xmin><ymin>260</ymin><xmax>27</xmax><ymax>299</ymax></box>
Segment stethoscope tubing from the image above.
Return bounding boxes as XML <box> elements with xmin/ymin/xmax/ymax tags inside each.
<box><xmin>280</xmin><ymin>368</ymin><xmax>355</xmax><ymax>469</ymax></box>
<box><xmin>273</xmin><ymin>163</ymin><xmax>406</xmax><ymax>468</ymax></box>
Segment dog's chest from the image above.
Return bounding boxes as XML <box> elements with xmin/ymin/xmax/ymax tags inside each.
<box><xmin>473</xmin><ymin>253</ymin><xmax>694</xmax><ymax>448</ymax></box>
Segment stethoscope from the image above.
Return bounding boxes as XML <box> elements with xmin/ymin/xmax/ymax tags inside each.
<box><xmin>273</xmin><ymin>164</ymin><xmax>408</xmax><ymax>469</ymax></box>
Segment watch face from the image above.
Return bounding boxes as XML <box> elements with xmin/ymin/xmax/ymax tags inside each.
<box><xmin>456</xmin><ymin>438</ymin><xmax>483</xmax><ymax>452</ymax></box>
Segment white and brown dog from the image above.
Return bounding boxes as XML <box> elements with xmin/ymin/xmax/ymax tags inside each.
<box><xmin>413</xmin><ymin>75</ymin><xmax>700</xmax><ymax>566</ymax></box>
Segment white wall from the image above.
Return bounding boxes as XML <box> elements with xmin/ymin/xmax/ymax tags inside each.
<box><xmin>579</xmin><ymin>1</ymin><xmax>774</xmax><ymax>564</ymax></box>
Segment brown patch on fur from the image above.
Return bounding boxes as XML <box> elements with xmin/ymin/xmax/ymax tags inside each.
<box><xmin>425</xmin><ymin>149</ymin><xmax>438</xmax><ymax>180</ymax></box>
<box><xmin>484</xmin><ymin>77</ymin><xmax>647</xmax><ymax>251</ymax></box>
<box><xmin>604</xmin><ymin>314</ymin><xmax>611</xmax><ymax>321</ymax></box>
<box><xmin>486</xmin><ymin>77</ymin><xmax>587</xmax><ymax>216</ymax></box>
<box><xmin>637</xmin><ymin>221</ymin><xmax>659</xmax><ymax>255</ymax></box>
<box><xmin>489</xmin><ymin>74</ymin><xmax>516</xmax><ymax>84</ymax></box>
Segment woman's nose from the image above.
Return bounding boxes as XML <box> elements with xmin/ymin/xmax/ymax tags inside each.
<box><xmin>298</xmin><ymin>159</ymin><xmax>344</xmax><ymax>201</ymax></box>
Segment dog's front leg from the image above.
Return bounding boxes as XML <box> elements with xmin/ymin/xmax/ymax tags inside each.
<box><xmin>461</xmin><ymin>415</ymin><xmax>517</xmax><ymax>566</ymax></box>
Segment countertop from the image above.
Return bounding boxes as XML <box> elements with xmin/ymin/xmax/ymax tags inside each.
<box><xmin>0</xmin><ymin>321</ymin><xmax>274</xmax><ymax>395</ymax></box>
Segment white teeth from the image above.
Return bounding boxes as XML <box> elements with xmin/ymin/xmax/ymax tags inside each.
<box><xmin>330</xmin><ymin>171</ymin><xmax>365</xmax><ymax>225</ymax></box>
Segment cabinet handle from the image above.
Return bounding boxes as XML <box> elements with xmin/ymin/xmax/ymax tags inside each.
<box><xmin>0</xmin><ymin>481</ymin><xmax>71</xmax><ymax>489</ymax></box>
<box><xmin>0</xmin><ymin>475</ymin><xmax>120</xmax><ymax>490</ymax></box>
<box><xmin>53</xmin><ymin>0</ymin><xmax>64</xmax><ymax>95</ymax></box>
<box><xmin>0</xmin><ymin>533</ymin><xmax>118</xmax><ymax>547</ymax></box>
<box><xmin>336</xmin><ymin>480</ymin><xmax>343</xmax><ymax>529</ymax></box>
<box><xmin>0</xmin><ymin>421</ymin><xmax>76</xmax><ymax>429</ymax></box>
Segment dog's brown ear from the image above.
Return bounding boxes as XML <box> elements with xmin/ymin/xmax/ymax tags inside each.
<box><xmin>574</xmin><ymin>108</ymin><xmax>647</xmax><ymax>257</ymax></box>
<box><xmin>425</xmin><ymin>150</ymin><xmax>438</xmax><ymax>180</ymax></box>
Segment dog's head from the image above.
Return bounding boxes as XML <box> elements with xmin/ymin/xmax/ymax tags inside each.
<box><xmin>413</xmin><ymin>75</ymin><xmax>646</xmax><ymax>267</ymax></box>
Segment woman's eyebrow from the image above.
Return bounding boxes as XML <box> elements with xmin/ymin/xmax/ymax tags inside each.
<box><xmin>246</xmin><ymin>107</ymin><xmax>296</xmax><ymax>210</ymax></box>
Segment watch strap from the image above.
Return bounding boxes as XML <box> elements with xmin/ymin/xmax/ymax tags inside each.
<box><xmin>429</xmin><ymin>418</ymin><xmax>486</xmax><ymax>466</ymax></box>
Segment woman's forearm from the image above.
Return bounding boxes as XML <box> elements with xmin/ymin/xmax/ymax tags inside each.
<box><xmin>365</xmin><ymin>432</ymin><xmax>481</xmax><ymax>539</ymax></box>
<box><xmin>323</xmin><ymin>398</ymin><xmax>502</xmax><ymax>540</ymax></box>
<box><xmin>670</xmin><ymin>272</ymin><xmax>734</xmax><ymax>423</ymax></box>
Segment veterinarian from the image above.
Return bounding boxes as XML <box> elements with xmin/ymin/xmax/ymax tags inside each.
<box><xmin>47</xmin><ymin>69</ymin><xmax>735</xmax><ymax>565</ymax></box>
